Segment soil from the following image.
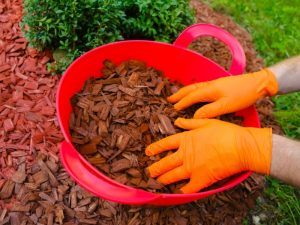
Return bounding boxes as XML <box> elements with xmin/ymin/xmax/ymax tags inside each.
<box><xmin>0</xmin><ymin>0</ymin><xmax>282</xmax><ymax>224</ymax></box>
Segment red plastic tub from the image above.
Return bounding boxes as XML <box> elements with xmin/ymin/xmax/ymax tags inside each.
<box><xmin>56</xmin><ymin>24</ymin><xmax>260</xmax><ymax>206</ymax></box>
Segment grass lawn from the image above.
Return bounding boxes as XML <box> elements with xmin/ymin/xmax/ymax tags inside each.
<box><xmin>206</xmin><ymin>0</ymin><xmax>300</xmax><ymax>224</ymax></box>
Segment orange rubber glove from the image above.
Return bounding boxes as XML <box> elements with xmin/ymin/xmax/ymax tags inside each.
<box><xmin>145</xmin><ymin>118</ymin><xmax>272</xmax><ymax>194</ymax></box>
<box><xmin>168</xmin><ymin>69</ymin><xmax>278</xmax><ymax>119</ymax></box>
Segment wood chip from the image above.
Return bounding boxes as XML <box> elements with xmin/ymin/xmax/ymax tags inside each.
<box><xmin>3</xmin><ymin>119</ymin><xmax>14</xmax><ymax>132</ymax></box>
<box><xmin>78</xmin><ymin>218</ymin><xmax>98</xmax><ymax>224</ymax></box>
<box><xmin>115</xmin><ymin>62</ymin><xmax>128</xmax><ymax>76</ymax></box>
<box><xmin>47</xmin><ymin>212</ymin><xmax>54</xmax><ymax>225</ymax></box>
<box><xmin>79</xmin><ymin>143</ymin><xmax>97</xmax><ymax>155</ymax></box>
<box><xmin>154</xmin><ymin>81</ymin><xmax>165</xmax><ymax>95</ymax></box>
<box><xmin>118</xmin><ymin>85</ymin><xmax>137</xmax><ymax>96</ymax></box>
<box><xmin>54</xmin><ymin>206</ymin><xmax>64</xmax><ymax>224</ymax></box>
<box><xmin>146</xmin><ymin>178</ymin><xmax>164</xmax><ymax>190</ymax></box>
<box><xmin>24</xmin><ymin>81</ymin><xmax>38</xmax><ymax>90</ymax></box>
<box><xmin>91</xmin><ymin>83</ymin><xmax>103</xmax><ymax>95</ymax></box>
<box><xmin>116</xmin><ymin>134</ymin><xmax>130</xmax><ymax>151</ymax></box>
<box><xmin>111</xmin><ymin>159</ymin><xmax>132</xmax><ymax>173</ymax></box>
<box><xmin>39</xmin><ymin>192</ymin><xmax>56</xmax><ymax>204</ymax></box>
<box><xmin>46</xmin><ymin>160</ymin><xmax>59</xmax><ymax>173</ymax></box>
<box><xmin>157</xmin><ymin>114</ymin><xmax>176</xmax><ymax>135</ymax></box>
<box><xmin>0</xmin><ymin>180</ymin><xmax>15</xmax><ymax>199</ymax></box>
<box><xmin>38</xmin><ymin>160</ymin><xmax>58</xmax><ymax>187</ymax></box>
<box><xmin>11</xmin><ymin>170</ymin><xmax>26</xmax><ymax>184</ymax></box>
<box><xmin>32</xmin><ymin>171</ymin><xmax>48</xmax><ymax>185</ymax></box>
<box><xmin>9</xmin><ymin>212</ymin><xmax>21</xmax><ymax>225</ymax></box>
<box><xmin>70</xmin><ymin>191</ymin><xmax>77</xmax><ymax>209</ymax></box>
<box><xmin>10</xmin><ymin>203</ymin><xmax>30</xmax><ymax>212</ymax></box>
<box><xmin>99</xmin><ymin>208</ymin><xmax>113</xmax><ymax>218</ymax></box>
<box><xmin>127</xmin><ymin>72</ymin><xmax>140</xmax><ymax>87</ymax></box>
<box><xmin>126</xmin><ymin>168</ymin><xmax>142</xmax><ymax>178</ymax></box>
<box><xmin>0</xmin><ymin>64</ymin><xmax>10</xmax><ymax>73</ymax></box>
<box><xmin>87</xmin><ymin>200</ymin><xmax>98</xmax><ymax>214</ymax></box>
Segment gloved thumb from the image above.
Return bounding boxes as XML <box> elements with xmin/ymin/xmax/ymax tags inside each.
<box><xmin>193</xmin><ymin>98</ymin><xmax>228</xmax><ymax>119</ymax></box>
<box><xmin>180</xmin><ymin>172</ymin><xmax>212</xmax><ymax>194</ymax></box>
<box><xmin>174</xmin><ymin>118</ymin><xmax>211</xmax><ymax>130</ymax></box>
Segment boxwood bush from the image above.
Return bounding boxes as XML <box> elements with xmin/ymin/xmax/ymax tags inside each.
<box><xmin>22</xmin><ymin>0</ymin><xmax>125</xmax><ymax>72</ymax></box>
<box><xmin>122</xmin><ymin>0</ymin><xmax>195</xmax><ymax>42</ymax></box>
<box><xmin>22</xmin><ymin>0</ymin><xmax>194</xmax><ymax>73</ymax></box>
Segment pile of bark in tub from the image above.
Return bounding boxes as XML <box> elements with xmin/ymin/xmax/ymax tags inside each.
<box><xmin>69</xmin><ymin>59</ymin><xmax>242</xmax><ymax>193</ymax></box>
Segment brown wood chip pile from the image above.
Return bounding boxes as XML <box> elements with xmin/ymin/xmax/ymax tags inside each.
<box><xmin>69</xmin><ymin>59</ymin><xmax>245</xmax><ymax>193</ymax></box>
<box><xmin>69</xmin><ymin>59</ymin><xmax>189</xmax><ymax>193</ymax></box>
<box><xmin>0</xmin><ymin>0</ymin><xmax>283</xmax><ymax>224</ymax></box>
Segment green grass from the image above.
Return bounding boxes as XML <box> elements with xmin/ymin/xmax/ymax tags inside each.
<box><xmin>207</xmin><ymin>0</ymin><xmax>300</xmax><ymax>65</ymax></box>
<box><xmin>273</xmin><ymin>93</ymin><xmax>300</xmax><ymax>139</ymax></box>
<box><xmin>264</xmin><ymin>178</ymin><xmax>300</xmax><ymax>225</ymax></box>
<box><xmin>206</xmin><ymin>0</ymin><xmax>300</xmax><ymax>224</ymax></box>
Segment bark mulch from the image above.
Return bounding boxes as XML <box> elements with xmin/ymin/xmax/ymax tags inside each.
<box><xmin>70</xmin><ymin>59</ymin><xmax>189</xmax><ymax>193</ymax></box>
<box><xmin>0</xmin><ymin>0</ymin><xmax>282</xmax><ymax>224</ymax></box>
<box><xmin>69</xmin><ymin>59</ymin><xmax>243</xmax><ymax>194</ymax></box>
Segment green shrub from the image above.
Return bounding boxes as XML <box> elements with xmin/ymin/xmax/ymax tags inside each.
<box><xmin>22</xmin><ymin>0</ymin><xmax>194</xmax><ymax>73</ymax></box>
<box><xmin>22</xmin><ymin>0</ymin><xmax>124</xmax><ymax>51</ymax></box>
<box><xmin>122</xmin><ymin>0</ymin><xmax>195</xmax><ymax>42</ymax></box>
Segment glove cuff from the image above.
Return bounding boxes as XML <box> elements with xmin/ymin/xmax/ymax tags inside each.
<box><xmin>243</xmin><ymin>127</ymin><xmax>273</xmax><ymax>175</ymax></box>
<box><xmin>262</xmin><ymin>68</ymin><xmax>279</xmax><ymax>96</ymax></box>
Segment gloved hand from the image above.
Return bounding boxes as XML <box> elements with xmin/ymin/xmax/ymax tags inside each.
<box><xmin>145</xmin><ymin>118</ymin><xmax>272</xmax><ymax>193</ymax></box>
<box><xmin>168</xmin><ymin>69</ymin><xmax>278</xmax><ymax>119</ymax></box>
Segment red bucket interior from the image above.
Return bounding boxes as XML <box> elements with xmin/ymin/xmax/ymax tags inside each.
<box><xmin>56</xmin><ymin>40</ymin><xmax>259</xmax><ymax>205</ymax></box>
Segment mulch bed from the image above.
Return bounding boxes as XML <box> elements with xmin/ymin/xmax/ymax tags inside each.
<box><xmin>0</xmin><ymin>0</ymin><xmax>282</xmax><ymax>224</ymax></box>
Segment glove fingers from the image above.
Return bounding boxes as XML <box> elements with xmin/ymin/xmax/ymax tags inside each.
<box><xmin>157</xmin><ymin>165</ymin><xmax>189</xmax><ymax>185</ymax></box>
<box><xmin>174</xmin><ymin>118</ymin><xmax>212</xmax><ymax>130</ymax></box>
<box><xmin>193</xmin><ymin>98</ymin><xmax>229</xmax><ymax>119</ymax></box>
<box><xmin>145</xmin><ymin>133</ymin><xmax>183</xmax><ymax>156</ymax></box>
<box><xmin>167</xmin><ymin>83</ymin><xmax>202</xmax><ymax>103</ymax></box>
<box><xmin>147</xmin><ymin>151</ymin><xmax>183</xmax><ymax>178</ymax></box>
<box><xmin>174</xmin><ymin>85</ymin><xmax>215</xmax><ymax>111</ymax></box>
<box><xmin>180</xmin><ymin>172</ymin><xmax>213</xmax><ymax>194</ymax></box>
